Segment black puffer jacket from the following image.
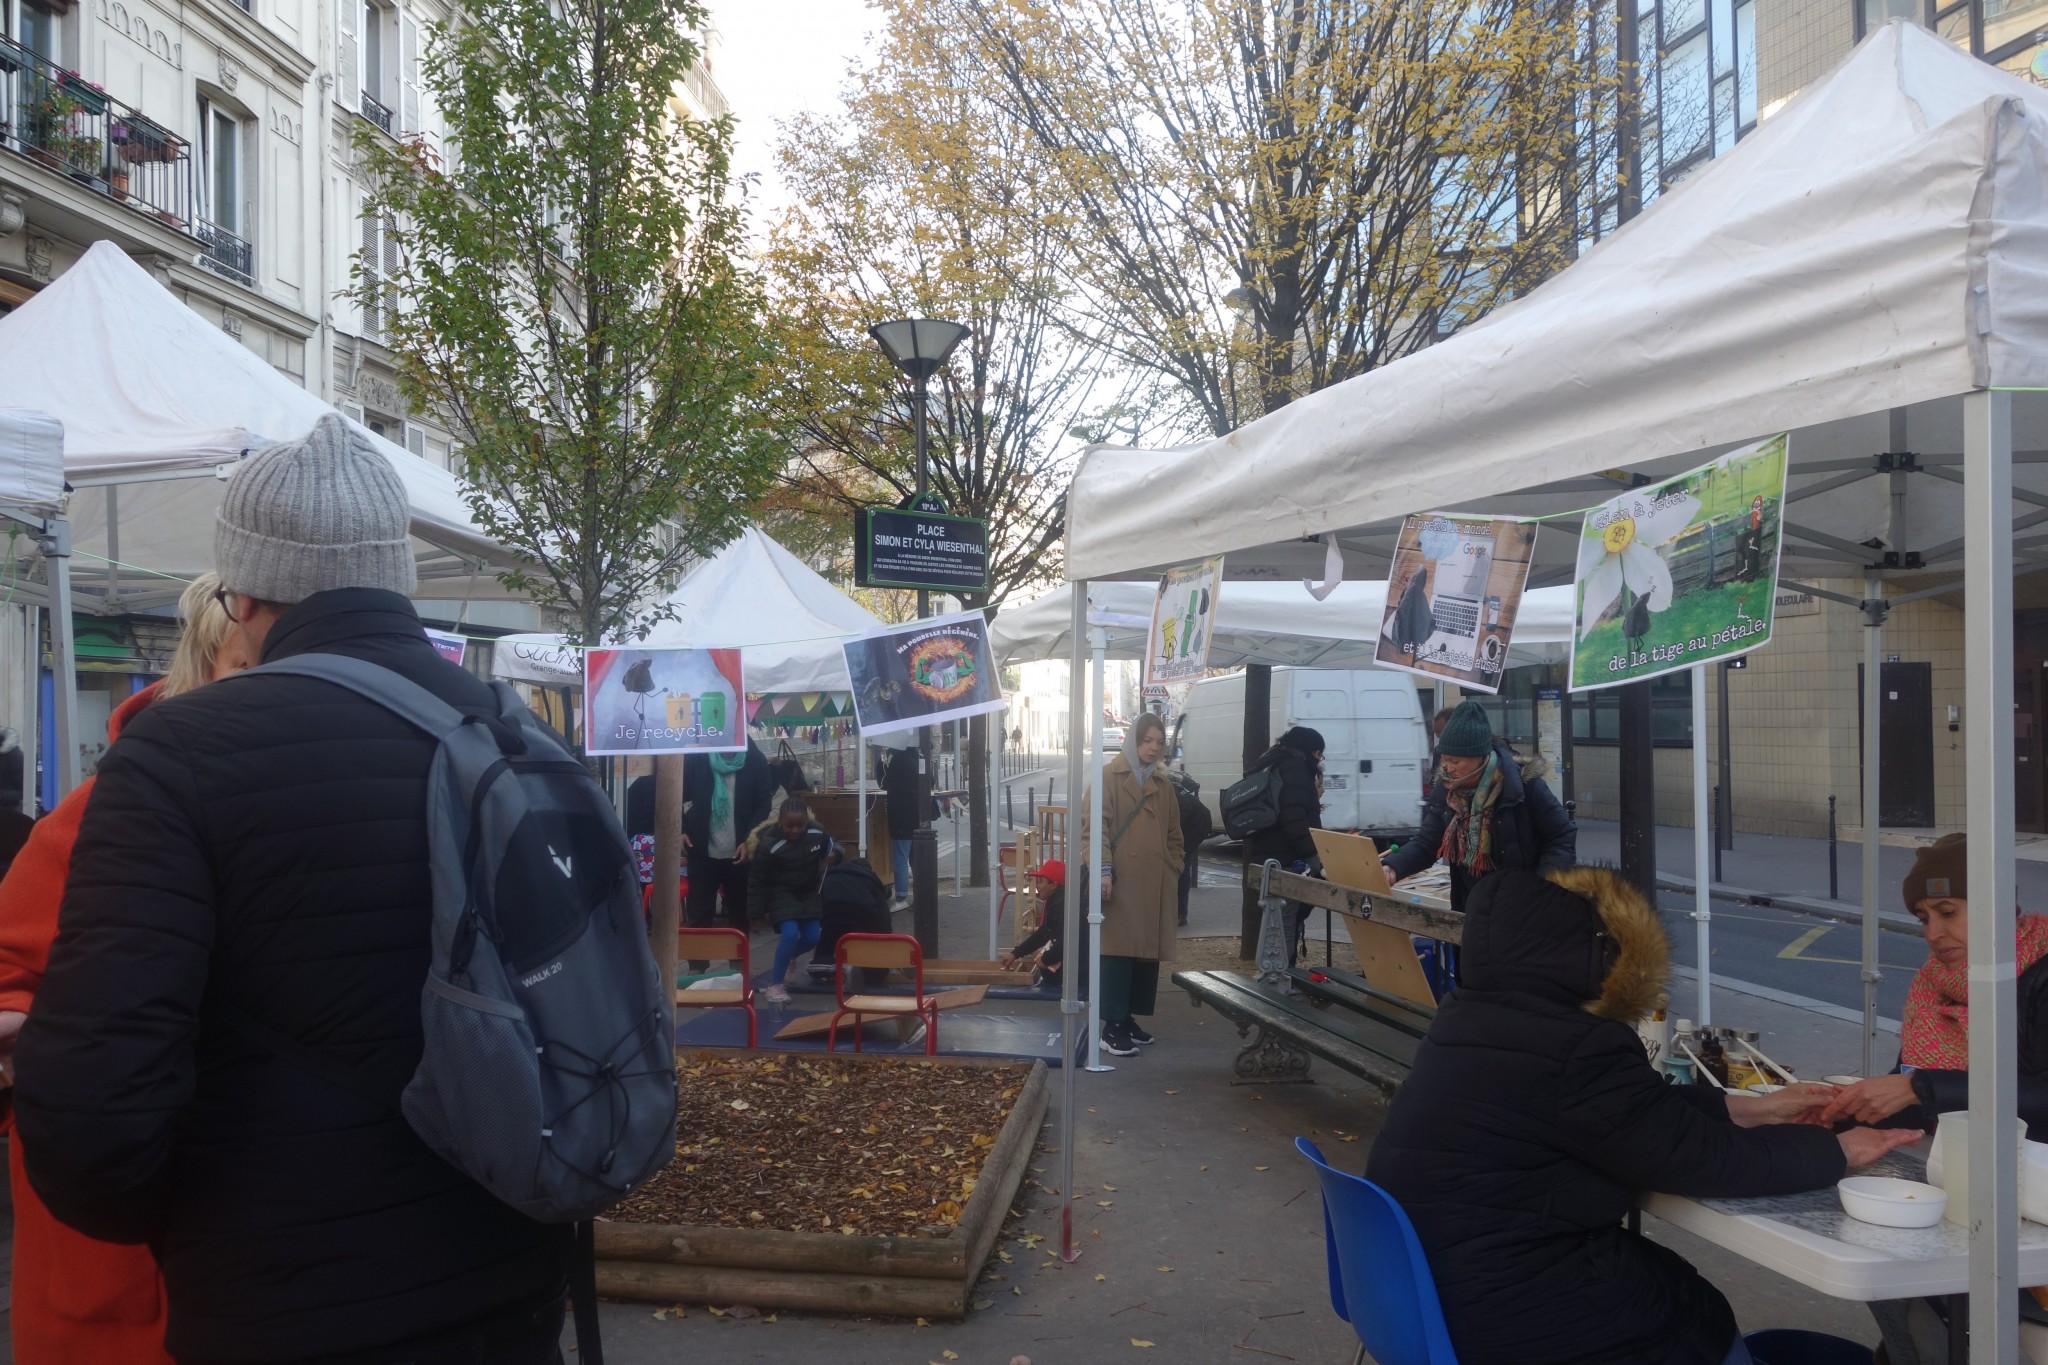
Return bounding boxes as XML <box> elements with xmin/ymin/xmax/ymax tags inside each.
<box><xmin>681</xmin><ymin>741</ymin><xmax>773</xmax><ymax>855</ymax></box>
<box><xmin>1243</xmin><ymin>742</ymin><xmax>1321</xmax><ymax>866</ymax></box>
<box><xmin>13</xmin><ymin>590</ymin><xmax>570</xmax><ymax>1363</ymax></box>
<box><xmin>1366</xmin><ymin>868</ymin><xmax>1845</xmax><ymax>1365</ymax></box>
<box><xmin>746</xmin><ymin>818</ymin><xmax>834</xmax><ymax>924</ymax></box>
<box><xmin>1383</xmin><ymin>741</ymin><xmax>1576</xmax><ymax>907</ymax></box>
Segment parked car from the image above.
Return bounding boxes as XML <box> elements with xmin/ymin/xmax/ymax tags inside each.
<box><xmin>1101</xmin><ymin>724</ymin><xmax>1127</xmax><ymax>752</ymax></box>
<box><xmin>1173</xmin><ymin>666</ymin><xmax>1428</xmax><ymax>845</ymax></box>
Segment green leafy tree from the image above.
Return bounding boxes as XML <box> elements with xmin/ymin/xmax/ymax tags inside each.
<box><xmin>355</xmin><ymin>0</ymin><xmax>779</xmax><ymax>649</ymax></box>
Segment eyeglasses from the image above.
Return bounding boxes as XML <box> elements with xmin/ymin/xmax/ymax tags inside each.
<box><xmin>213</xmin><ymin>586</ymin><xmax>247</xmax><ymax>624</ymax></box>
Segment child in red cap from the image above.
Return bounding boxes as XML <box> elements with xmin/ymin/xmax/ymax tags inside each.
<box><xmin>1002</xmin><ymin>859</ymin><xmax>1083</xmax><ymax>988</ymax></box>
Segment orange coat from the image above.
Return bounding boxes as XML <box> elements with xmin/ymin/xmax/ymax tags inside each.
<box><xmin>0</xmin><ymin>685</ymin><xmax>172</xmax><ymax>1365</ymax></box>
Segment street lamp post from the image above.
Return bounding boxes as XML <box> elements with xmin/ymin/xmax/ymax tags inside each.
<box><xmin>869</xmin><ymin>317</ymin><xmax>972</xmax><ymax>956</ymax></box>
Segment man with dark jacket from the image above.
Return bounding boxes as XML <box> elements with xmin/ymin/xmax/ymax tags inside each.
<box><xmin>1366</xmin><ymin>866</ymin><xmax>1918</xmax><ymax>1365</ymax></box>
<box><xmin>681</xmin><ymin>739</ymin><xmax>773</xmax><ymax>932</ymax></box>
<box><xmin>12</xmin><ymin>415</ymin><xmax>570</xmax><ymax>1362</ymax></box>
<box><xmin>810</xmin><ymin>846</ymin><xmax>893</xmax><ymax>986</ymax></box>
<box><xmin>881</xmin><ymin>742</ymin><xmax>924</xmax><ymax>909</ymax></box>
<box><xmin>1383</xmin><ymin>700</ymin><xmax>1577</xmax><ymax>910</ymax></box>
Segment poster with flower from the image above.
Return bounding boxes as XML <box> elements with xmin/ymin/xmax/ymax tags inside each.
<box><xmin>1569</xmin><ymin>434</ymin><xmax>1788</xmax><ymax>691</ymax></box>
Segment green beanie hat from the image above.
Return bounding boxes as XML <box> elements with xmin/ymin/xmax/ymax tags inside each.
<box><xmin>1903</xmin><ymin>831</ymin><xmax>1967</xmax><ymax>910</ymax></box>
<box><xmin>1437</xmin><ymin>700</ymin><xmax>1494</xmax><ymax>758</ymax></box>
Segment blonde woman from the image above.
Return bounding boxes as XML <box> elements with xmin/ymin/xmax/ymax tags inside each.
<box><xmin>0</xmin><ymin>573</ymin><xmax>249</xmax><ymax>1365</ymax></box>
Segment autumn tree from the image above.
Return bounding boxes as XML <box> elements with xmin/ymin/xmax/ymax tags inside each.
<box><xmin>762</xmin><ymin>1</ymin><xmax>1154</xmax><ymax>885</ymax></box>
<box><xmin>355</xmin><ymin>0</ymin><xmax>781</xmax><ymax>649</ymax></box>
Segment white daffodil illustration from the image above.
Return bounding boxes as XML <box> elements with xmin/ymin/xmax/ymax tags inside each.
<box><xmin>1578</xmin><ymin>489</ymin><xmax>1702</xmax><ymax>624</ymax></box>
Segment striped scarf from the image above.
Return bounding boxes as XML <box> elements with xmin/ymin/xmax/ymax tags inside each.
<box><xmin>1438</xmin><ymin>750</ymin><xmax>1505</xmax><ymax>878</ymax></box>
<box><xmin>1901</xmin><ymin>911</ymin><xmax>2048</xmax><ymax>1069</ymax></box>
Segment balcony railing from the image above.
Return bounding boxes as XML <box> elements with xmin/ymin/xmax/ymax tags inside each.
<box><xmin>359</xmin><ymin>91</ymin><xmax>394</xmax><ymax>135</ymax></box>
<box><xmin>0</xmin><ymin>39</ymin><xmax>196</xmax><ymax>232</ymax></box>
<box><xmin>196</xmin><ymin>218</ymin><xmax>252</xmax><ymax>286</ymax></box>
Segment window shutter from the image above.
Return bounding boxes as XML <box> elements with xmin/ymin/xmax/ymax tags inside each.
<box><xmin>359</xmin><ymin>193</ymin><xmax>383</xmax><ymax>340</ymax></box>
<box><xmin>400</xmin><ymin>11</ymin><xmax>420</xmax><ymax>136</ymax></box>
<box><xmin>340</xmin><ymin>400</ymin><xmax>366</xmax><ymax>424</ymax></box>
<box><xmin>337</xmin><ymin>0</ymin><xmax>360</xmax><ymax>110</ymax></box>
<box><xmin>404</xmin><ymin>423</ymin><xmax>426</xmax><ymax>457</ymax></box>
<box><xmin>381</xmin><ymin>213</ymin><xmax>400</xmax><ymax>330</ymax></box>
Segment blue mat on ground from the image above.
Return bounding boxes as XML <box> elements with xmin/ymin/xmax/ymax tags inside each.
<box><xmin>674</xmin><ymin>1004</ymin><xmax>1064</xmax><ymax>1064</ymax></box>
<box><xmin>782</xmin><ymin>969</ymin><xmax>1061</xmax><ymax>1003</ymax></box>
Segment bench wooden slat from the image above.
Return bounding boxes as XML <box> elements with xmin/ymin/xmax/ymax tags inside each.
<box><xmin>1286</xmin><ymin>967</ymin><xmax>1436</xmax><ymax>1040</ymax></box>
<box><xmin>1171</xmin><ymin>969</ymin><xmax>1419</xmax><ymax>1095</ymax></box>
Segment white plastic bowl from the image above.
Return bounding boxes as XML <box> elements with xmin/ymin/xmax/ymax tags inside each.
<box><xmin>1838</xmin><ymin>1176</ymin><xmax>1947</xmax><ymax>1228</ymax></box>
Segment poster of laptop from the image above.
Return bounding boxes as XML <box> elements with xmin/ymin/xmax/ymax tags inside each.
<box><xmin>1375</xmin><ymin>513</ymin><xmax>1536</xmax><ymax>694</ymax></box>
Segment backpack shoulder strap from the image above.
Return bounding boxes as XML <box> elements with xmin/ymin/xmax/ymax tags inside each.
<box><xmin>248</xmin><ymin>652</ymin><xmax>472</xmax><ymax>740</ymax></box>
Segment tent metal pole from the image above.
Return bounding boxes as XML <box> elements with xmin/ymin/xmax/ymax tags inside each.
<box><xmin>1085</xmin><ymin>627</ymin><xmax>1110</xmax><ymax>1073</ymax></box>
<box><xmin>1963</xmin><ymin>388</ymin><xmax>2018</xmax><ymax>1365</ymax></box>
<box><xmin>1058</xmin><ymin>581</ymin><xmax>1087</xmax><ymax>1263</ymax></box>
<box><xmin>1691</xmin><ymin>664</ymin><xmax>1712</xmax><ymax>1025</ymax></box>
<box><xmin>857</xmin><ymin>740</ymin><xmax>867</xmax><ymax>860</ymax></box>
<box><xmin>40</xmin><ymin>519</ymin><xmax>77</xmax><ymax>800</ymax></box>
<box><xmin>988</xmin><ymin>714</ymin><xmax>1003</xmax><ymax>960</ymax></box>
<box><xmin>20</xmin><ymin>602</ymin><xmax>36</xmax><ymax>816</ymax></box>
<box><xmin>1861</xmin><ymin>569</ymin><xmax>1885</xmax><ymax>1079</ymax></box>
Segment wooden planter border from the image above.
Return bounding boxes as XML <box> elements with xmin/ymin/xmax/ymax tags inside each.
<box><xmin>594</xmin><ymin>1051</ymin><xmax>1050</xmax><ymax>1319</ymax></box>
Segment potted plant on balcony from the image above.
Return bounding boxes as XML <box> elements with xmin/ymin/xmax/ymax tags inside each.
<box><xmin>22</xmin><ymin>85</ymin><xmax>84</xmax><ymax>169</ymax></box>
<box><xmin>62</xmin><ymin>134</ymin><xmax>104</xmax><ymax>182</ymax></box>
<box><xmin>57</xmin><ymin>71</ymin><xmax>107</xmax><ymax>116</ymax></box>
<box><xmin>112</xmin><ymin>115</ymin><xmax>176</xmax><ymax>164</ymax></box>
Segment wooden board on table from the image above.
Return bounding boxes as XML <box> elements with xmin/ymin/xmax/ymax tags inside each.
<box><xmin>905</xmin><ymin>960</ymin><xmax>1020</xmax><ymax>987</ymax></box>
<box><xmin>771</xmin><ymin>985</ymin><xmax>990</xmax><ymax>1041</ymax></box>
<box><xmin>1309</xmin><ymin>829</ymin><xmax>1437</xmax><ymax>1009</ymax></box>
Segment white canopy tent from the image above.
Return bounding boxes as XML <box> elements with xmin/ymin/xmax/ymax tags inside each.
<box><xmin>1056</xmin><ymin>23</ymin><xmax>2047</xmax><ymax>1338</ymax></box>
<box><xmin>0</xmin><ymin>242</ymin><xmax>526</xmax><ymax>614</ymax></box>
<box><xmin>989</xmin><ymin>579</ymin><xmax>1576</xmax><ymax>669</ymax></box>
<box><xmin>0</xmin><ymin>409</ymin><xmax>77</xmax><ymax>804</ymax></box>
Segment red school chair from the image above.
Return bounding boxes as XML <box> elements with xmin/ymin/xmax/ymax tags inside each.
<box><xmin>828</xmin><ymin>933</ymin><xmax>941</xmax><ymax>1057</ymax></box>
<box><xmin>675</xmin><ymin>926</ymin><xmax>756</xmax><ymax>1048</ymax></box>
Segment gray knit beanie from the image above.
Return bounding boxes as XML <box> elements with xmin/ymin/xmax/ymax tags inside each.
<box><xmin>215</xmin><ymin>414</ymin><xmax>416</xmax><ymax>604</ymax></box>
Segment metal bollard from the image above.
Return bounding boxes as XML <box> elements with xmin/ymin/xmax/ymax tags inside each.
<box><xmin>1028</xmin><ymin>786</ymin><xmax>1036</xmax><ymax>826</ymax></box>
<box><xmin>1828</xmin><ymin>794</ymin><xmax>1839</xmax><ymax>901</ymax></box>
<box><xmin>1006</xmin><ymin>785</ymin><xmax>1015</xmax><ymax>828</ymax></box>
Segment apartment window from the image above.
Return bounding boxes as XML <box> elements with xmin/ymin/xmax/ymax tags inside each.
<box><xmin>18</xmin><ymin>1</ymin><xmax>59</xmax><ymax>63</ymax></box>
<box><xmin>1570</xmin><ymin>672</ymin><xmax>1696</xmax><ymax>746</ymax></box>
<box><xmin>357</xmin><ymin>193</ymin><xmax>398</xmax><ymax>340</ymax></box>
<box><xmin>341</xmin><ymin>0</ymin><xmax>396</xmax><ymax>132</ymax></box>
<box><xmin>1856</xmin><ymin>0</ymin><xmax>2048</xmax><ymax>64</ymax></box>
<box><xmin>196</xmin><ymin>99</ymin><xmax>254</xmax><ymax>286</ymax></box>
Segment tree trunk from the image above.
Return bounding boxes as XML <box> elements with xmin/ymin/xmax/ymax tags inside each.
<box><xmin>968</xmin><ymin>711</ymin><xmax>990</xmax><ymax>888</ymax></box>
<box><xmin>650</xmin><ymin>754</ymin><xmax>684</xmax><ymax>1014</ymax></box>
<box><xmin>1238</xmin><ymin>662</ymin><xmax>1274</xmax><ymax>960</ymax></box>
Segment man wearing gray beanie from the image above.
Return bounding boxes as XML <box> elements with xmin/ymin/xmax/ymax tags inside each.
<box><xmin>15</xmin><ymin>413</ymin><xmax>571</xmax><ymax>1363</ymax></box>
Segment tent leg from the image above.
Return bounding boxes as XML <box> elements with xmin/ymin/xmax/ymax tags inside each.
<box><xmin>20</xmin><ymin>603</ymin><xmax>37</xmax><ymax>816</ymax></box>
<box><xmin>1691</xmin><ymin>664</ymin><xmax>1712</xmax><ymax>1025</ymax></box>
<box><xmin>1963</xmin><ymin>388</ymin><xmax>2018</xmax><ymax>1365</ymax></box>
<box><xmin>40</xmin><ymin>520</ymin><xmax>77</xmax><ymax>800</ymax></box>
<box><xmin>1058</xmin><ymin>582</ymin><xmax>1087</xmax><ymax>1263</ymax></box>
<box><xmin>1861</xmin><ymin>570</ymin><xmax>1885</xmax><ymax>1079</ymax></box>
<box><xmin>988</xmin><ymin>715</ymin><xmax>1003</xmax><ymax>960</ymax></box>
<box><xmin>1085</xmin><ymin>627</ymin><xmax>1110</xmax><ymax>1073</ymax></box>
<box><xmin>858</xmin><ymin>741</ymin><xmax>868</xmax><ymax>860</ymax></box>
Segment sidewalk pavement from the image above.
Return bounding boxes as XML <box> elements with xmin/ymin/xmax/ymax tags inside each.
<box><xmin>571</xmin><ymin>880</ymin><xmax>1887</xmax><ymax>1362</ymax></box>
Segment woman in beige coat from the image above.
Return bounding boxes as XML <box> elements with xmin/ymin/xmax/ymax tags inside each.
<box><xmin>1084</xmin><ymin>712</ymin><xmax>1183</xmax><ymax>1057</ymax></box>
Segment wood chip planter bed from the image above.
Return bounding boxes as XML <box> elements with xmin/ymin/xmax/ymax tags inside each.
<box><xmin>594</xmin><ymin>1050</ymin><xmax>1049</xmax><ymax>1319</ymax></box>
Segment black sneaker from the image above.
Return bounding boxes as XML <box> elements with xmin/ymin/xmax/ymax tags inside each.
<box><xmin>1099</xmin><ymin>1023</ymin><xmax>1139</xmax><ymax>1057</ymax></box>
<box><xmin>1125</xmin><ymin>1021</ymin><xmax>1155</xmax><ymax>1046</ymax></box>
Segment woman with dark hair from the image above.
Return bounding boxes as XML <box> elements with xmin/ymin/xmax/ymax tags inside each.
<box><xmin>1082</xmin><ymin>712</ymin><xmax>1183</xmax><ymax>1057</ymax></box>
<box><xmin>1243</xmin><ymin>725</ymin><xmax>1326</xmax><ymax>963</ymax></box>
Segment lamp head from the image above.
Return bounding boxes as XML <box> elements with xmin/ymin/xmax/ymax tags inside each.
<box><xmin>868</xmin><ymin>318</ymin><xmax>971</xmax><ymax>381</ymax></box>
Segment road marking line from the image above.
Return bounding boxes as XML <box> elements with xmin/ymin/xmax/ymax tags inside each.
<box><xmin>1779</xmin><ymin>925</ymin><xmax>1831</xmax><ymax>960</ymax></box>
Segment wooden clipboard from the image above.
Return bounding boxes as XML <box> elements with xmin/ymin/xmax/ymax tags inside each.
<box><xmin>1309</xmin><ymin>829</ymin><xmax>1437</xmax><ymax>1008</ymax></box>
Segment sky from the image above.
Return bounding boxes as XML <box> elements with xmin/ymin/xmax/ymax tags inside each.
<box><xmin>708</xmin><ymin>1</ymin><xmax>884</xmax><ymax>225</ymax></box>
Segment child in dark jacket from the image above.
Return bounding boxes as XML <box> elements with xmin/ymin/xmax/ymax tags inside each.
<box><xmin>1000</xmin><ymin>860</ymin><xmax>1084</xmax><ymax>990</ymax></box>
<box><xmin>811</xmin><ymin>847</ymin><xmax>893</xmax><ymax>988</ymax></box>
<box><xmin>746</xmin><ymin>798</ymin><xmax>833</xmax><ymax>1004</ymax></box>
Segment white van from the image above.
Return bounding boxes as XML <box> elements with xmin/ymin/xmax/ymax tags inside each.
<box><xmin>1173</xmin><ymin>667</ymin><xmax>1429</xmax><ymax>842</ymax></box>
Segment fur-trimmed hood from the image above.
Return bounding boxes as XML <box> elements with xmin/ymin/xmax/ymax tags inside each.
<box><xmin>1458</xmin><ymin>865</ymin><xmax>1669</xmax><ymax>1022</ymax></box>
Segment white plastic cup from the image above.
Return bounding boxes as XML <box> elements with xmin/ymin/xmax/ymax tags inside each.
<box><xmin>1928</xmin><ymin>1112</ymin><xmax>2032</xmax><ymax>1225</ymax></box>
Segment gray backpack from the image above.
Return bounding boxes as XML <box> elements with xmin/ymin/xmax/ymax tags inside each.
<box><xmin>250</xmin><ymin>652</ymin><xmax>677</xmax><ymax>1223</ymax></box>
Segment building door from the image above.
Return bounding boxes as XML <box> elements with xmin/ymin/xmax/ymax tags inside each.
<box><xmin>1858</xmin><ymin>661</ymin><xmax>1935</xmax><ymax>829</ymax></box>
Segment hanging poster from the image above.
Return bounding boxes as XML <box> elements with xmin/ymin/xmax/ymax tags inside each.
<box><xmin>583</xmin><ymin>647</ymin><xmax>746</xmax><ymax>755</ymax></box>
<box><xmin>1374</xmin><ymin>514</ymin><xmax>1537</xmax><ymax>694</ymax></box>
<box><xmin>841</xmin><ymin>610</ymin><xmax>1005</xmax><ymax>738</ymax></box>
<box><xmin>423</xmin><ymin>628</ymin><xmax>468</xmax><ymax>667</ymax></box>
<box><xmin>1569</xmin><ymin>433</ymin><xmax>1788</xmax><ymax>691</ymax></box>
<box><xmin>1144</xmin><ymin>556</ymin><xmax>1224</xmax><ymax>691</ymax></box>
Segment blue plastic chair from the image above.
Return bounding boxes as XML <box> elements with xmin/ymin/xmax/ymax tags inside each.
<box><xmin>1295</xmin><ymin>1137</ymin><xmax>1460</xmax><ymax>1365</ymax></box>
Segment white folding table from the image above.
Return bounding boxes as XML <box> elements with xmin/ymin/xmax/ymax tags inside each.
<box><xmin>1643</xmin><ymin>1152</ymin><xmax>2048</xmax><ymax>1356</ymax></box>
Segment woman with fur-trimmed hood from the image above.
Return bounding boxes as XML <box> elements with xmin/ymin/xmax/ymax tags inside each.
<box><xmin>1366</xmin><ymin>867</ymin><xmax>1921</xmax><ymax>1365</ymax></box>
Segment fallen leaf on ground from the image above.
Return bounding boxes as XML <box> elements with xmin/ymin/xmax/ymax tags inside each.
<box><xmin>1159</xmin><ymin>1266</ymin><xmax>1174</xmax><ymax>1273</ymax></box>
<box><xmin>1132</xmin><ymin>1339</ymin><xmax>1156</xmax><ymax>1348</ymax></box>
<box><xmin>1095</xmin><ymin>1273</ymin><xmax>1107</xmax><ymax>1282</ymax></box>
<box><xmin>707</xmin><ymin>1307</ymin><xmax>726</xmax><ymax>1318</ymax></box>
<box><xmin>1253</xmin><ymin>1165</ymin><xmax>1270</xmax><ymax>1171</ymax></box>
